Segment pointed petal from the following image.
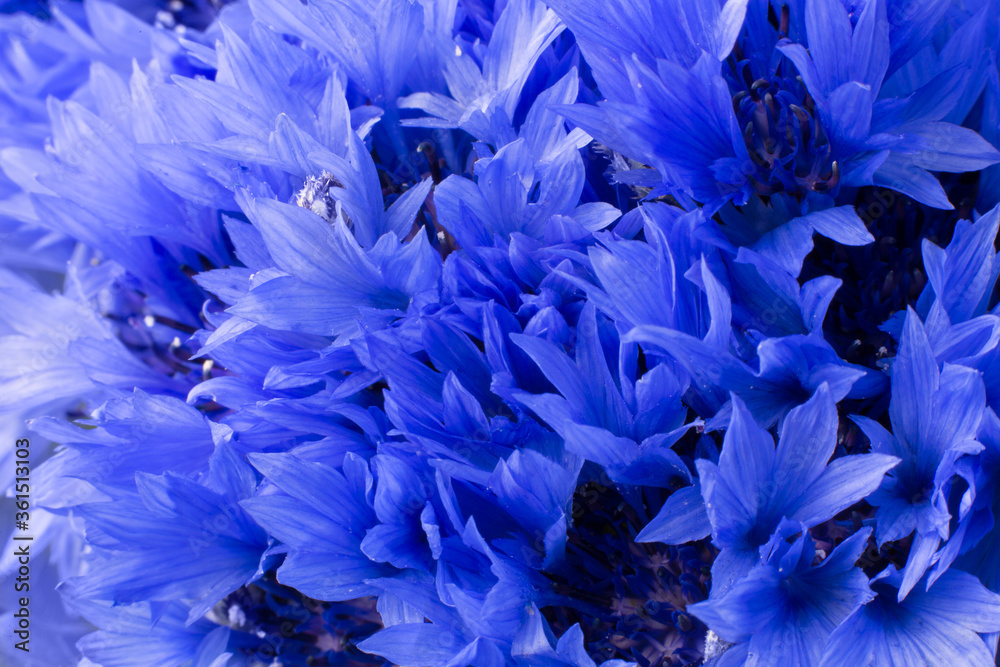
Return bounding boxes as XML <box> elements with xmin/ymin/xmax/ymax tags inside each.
<box><xmin>805</xmin><ymin>0</ymin><xmax>852</xmax><ymax>94</ymax></box>
<box><xmin>897</xmin><ymin>530</ymin><xmax>940</xmax><ymax>601</ymax></box>
<box><xmin>827</xmin><ymin>82</ymin><xmax>874</xmax><ymax>150</ymax></box>
<box><xmin>718</xmin><ymin>395</ymin><xmax>776</xmax><ymax>519</ymax></box>
<box><xmin>384</xmin><ymin>177</ymin><xmax>432</xmax><ymax>240</ymax></box>
<box><xmin>773</xmin><ymin>384</ymin><xmax>839</xmax><ymax>491</ymax></box>
<box><xmin>873</xmin><ymin>155</ymin><xmax>953</xmax><ymax>210</ymax></box>
<box><xmin>636</xmin><ymin>484</ymin><xmax>711</xmax><ymax>544</ymax></box>
<box><xmin>849</xmin><ymin>0</ymin><xmax>889</xmax><ymax>91</ymax></box>
<box><xmin>889</xmin><ymin>308</ymin><xmax>938</xmax><ymax>447</ymax></box>
<box><xmin>802</xmin><ymin>204</ymin><xmax>874</xmax><ymax>246</ymax></box>
<box><xmin>357</xmin><ymin>623</ymin><xmax>466</xmax><ymax>665</ymax></box>
<box><xmin>902</xmin><ymin>122</ymin><xmax>1000</xmax><ymax>173</ymax></box>
<box><xmin>791</xmin><ymin>453</ymin><xmax>900</xmax><ymax>527</ymax></box>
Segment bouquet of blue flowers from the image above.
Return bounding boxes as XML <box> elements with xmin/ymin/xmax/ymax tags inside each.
<box><xmin>2</xmin><ymin>0</ymin><xmax>1000</xmax><ymax>664</ymax></box>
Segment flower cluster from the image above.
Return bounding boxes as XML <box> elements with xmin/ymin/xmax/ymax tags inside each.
<box><xmin>2</xmin><ymin>0</ymin><xmax>1000</xmax><ymax>665</ymax></box>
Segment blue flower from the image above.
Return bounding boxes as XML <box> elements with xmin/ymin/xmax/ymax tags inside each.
<box><xmin>31</xmin><ymin>390</ymin><xmax>224</xmax><ymax>499</ymax></box>
<box><xmin>64</xmin><ymin>441</ymin><xmax>267</xmax><ymax>623</ymax></box>
<box><xmin>241</xmin><ymin>451</ymin><xmax>392</xmax><ymax>600</ymax></box>
<box><xmin>225</xmin><ymin>193</ymin><xmax>438</xmax><ymax>337</ymax></box>
<box><xmin>430</xmin><ymin>68</ymin><xmax>617</xmax><ymax>246</ymax></box>
<box><xmin>879</xmin><ymin>205</ymin><xmax>1000</xmax><ymax>366</ymax></box>
<box><xmin>820</xmin><ymin>567</ymin><xmax>1000</xmax><ymax>666</ymax></box>
<box><xmin>13</xmin><ymin>57</ymin><xmax>227</xmax><ymax>323</ymax></box>
<box><xmin>545</xmin><ymin>0</ymin><xmax>752</xmax><ymax>207</ymax></box>
<box><xmin>250</xmin><ymin>0</ymin><xmax>424</xmax><ymax>110</ymax></box>
<box><xmin>247</xmin><ymin>0</ymin><xmax>427</xmax><ymax>160</ymax></box>
<box><xmin>639</xmin><ymin>385</ymin><xmax>897</xmax><ymax>595</ymax></box>
<box><xmin>572</xmin><ymin>204</ymin><xmax>720</xmax><ymax>335</ymax></box>
<box><xmin>898</xmin><ymin>206</ymin><xmax>1000</xmax><ymax>414</ymax></box>
<box><xmin>70</xmin><ymin>600</ymin><xmax>235</xmax><ymax>667</ymax></box>
<box><xmin>485</xmin><ymin>447</ymin><xmax>580</xmax><ymax>569</ymax></box>
<box><xmin>774</xmin><ymin>0</ymin><xmax>1000</xmax><ymax>208</ymax></box>
<box><xmin>853</xmin><ymin>308</ymin><xmax>987</xmax><ymax>599</ymax></box>
<box><xmin>917</xmin><ymin>205</ymin><xmax>1000</xmax><ymax>327</ymax></box>
<box><xmin>4</xmin><ymin>0</ymin><xmax>1000</xmax><ymax>663</ymax></box>
<box><xmin>689</xmin><ymin>524</ymin><xmax>873</xmax><ymax>667</ymax></box>
<box><xmin>361</xmin><ymin>324</ymin><xmax>512</xmax><ymax>461</ymax></box>
<box><xmin>508</xmin><ymin>303</ymin><xmax>692</xmax><ymax>487</ymax></box>
<box><xmin>355</xmin><ymin>514</ymin><xmax>548</xmax><ymax>666</ymax></box>
<box><xmin>0</xmin><ymin>268</ymin><xmax>189</xmax><ymax>416</ymax></box>
<box><xmin>399</xmin><ymin>0</ymin><xmax>566</xmax><ymax>146</ymax></box>
<box><xmin>628</xmin><ymin>325</ymin><xmax>882</xmax><ymax>430</ymax></box>
<box><xmin>549</xmin><ymin>0</ymin><xmax>1000</xmax><ymax>256</ymax></box>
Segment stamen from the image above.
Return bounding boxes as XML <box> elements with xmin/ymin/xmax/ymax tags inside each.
<box><xmin>416</xmin><ymin>142</ymin><xmax>443</xmax><ymax>184</ymax></box>
<box><xmin>730</xmin><ymin>68</ymin><xmax>840</xmax><ymax>200</ymax></box>
<box><xmin>295</xmin><ymin>172</ymin><xmax>349</xmax><ymax>227</ymax></box>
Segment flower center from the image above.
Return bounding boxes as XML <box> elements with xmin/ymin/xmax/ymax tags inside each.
<box><xmin>543</xmin><ymin>482</ymin><xmax>716</xmax><ymax>666</ymax></box>
<box><xmin>296</xmin><ymin>172</ymin><xmax>349</xmax><ymax>227</ymax></box>
<box><xmin>729</xmin><ymin>65</ymin><xmax>840</xmax><ymax>198</ymax></box>
<box><xmin>212</xmin><ymin>577</ymin><xmax>383</xmax><ymax>665</ymax></box>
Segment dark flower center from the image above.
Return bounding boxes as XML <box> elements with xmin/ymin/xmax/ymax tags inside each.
<box><xmin>730</xmin><ymin>66</ymin><xmax>840</xmax><ymax>198</ymax></box>
<box><xmin>801</xmin><ymin>178</ymin><xmax>983</xmax><ymax>367</ymax></box>
<box><xmin>543</xmin><ymin>481</ymin><xmax>716</xmax><ymax>666</ymax></box>
<box><xmin>213</xmin><ymin>576</ymin><xmax>383</xmax><ymax>666</ymax></box>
